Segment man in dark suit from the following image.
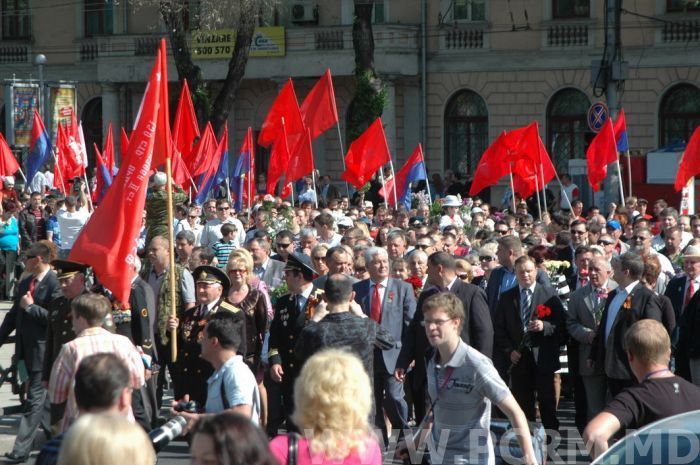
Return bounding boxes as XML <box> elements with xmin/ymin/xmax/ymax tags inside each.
<box><xmin>353</xmin><ymin>246</ymin><xmax>416</xmax><ymax>444</ymax></box>
<box><xmin>395</xmin><ymin>251</ymin><xmax>492</xmax><ymax>423</ymax></box>
<box><xmin>486</xmin><ymin>235</ymin><xmax>549</xmax><ymax>381</ymax></box>
<box><xmin>665</xmin><ymin>245</ymin><xmax>700</xmax><ymax>379</ymax></box>
<box><xmin>318</xmin><ymin>175</ymin><xmax>340</xmax><ymax>207</ymax></box>
<box><xmin>268</xmin><ymin>254</ymin><xmax>324</xmax><ymax>436</ymax></box>
<box><xmin>590</xmin><ymin>252</ymin><xmax>663</xmax><ymax>396</ymax></box>
<box><xmin>0</xmin><ymin>241</ymin><xmax>60</xmax><ymax>463</ymax></box>
<box><xmin>494</xmin><ymin>255</ymin><xmax>565</xmax><ymax>431</ymax></box>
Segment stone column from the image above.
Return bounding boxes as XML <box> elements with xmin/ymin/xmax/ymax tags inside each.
<box><xmin>101</xmin><ymin>83</ymin><xmax>120</xmax><ymax>157</ymax></box>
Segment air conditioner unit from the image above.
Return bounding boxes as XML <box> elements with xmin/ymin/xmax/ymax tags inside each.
<box><xmin>291</xmin><ymin>2</ymin><xmax>319</xmax><ymax>25</ymax></box>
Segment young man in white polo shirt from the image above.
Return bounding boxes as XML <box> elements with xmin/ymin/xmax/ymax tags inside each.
<box><xmin>405</xmin><ymin>292</ymin><xmax>539</xmax><ymax>465</ymax></box>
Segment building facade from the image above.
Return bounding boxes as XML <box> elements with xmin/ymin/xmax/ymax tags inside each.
<box><xmin>0</xmin><ymin>0</ymin><xmax>698</xmax><ymax>203</ymax></box>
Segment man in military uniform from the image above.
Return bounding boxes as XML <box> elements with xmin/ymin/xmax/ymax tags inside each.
<box><xmin>42</xmin><ymin>260</ymin><xmax>89</xmax><ymax>385</ymax></box>
<box><xmin>142</xmin><ymin>235</ymin><xmax>196</xmax><ymax>410</ymax></box>
<box><xmin>168</xmin><ymin>265</ymin><xmax>241</xmax><ymax>408</ymax></box>
<box><xmin>145</xmin><ymin>172</ymin><xmax>187</xmax><ymax>246</ymax></box>
<box><xmin>268</xmin><ymin>253</ymin><xmax>323</xmax><ymax>436</ymax></box>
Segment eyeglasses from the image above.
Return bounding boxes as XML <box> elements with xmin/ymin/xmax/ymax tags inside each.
<box><xmin>312</xmin><ymin>256</ymin><xmax>326</xmax><ymax>261</ymax></box>
<box><xmin>479</xmin><ymin>256</ymin><xmax>495</xmax><ymax>262</ymax></box>
<box><xmin>597</xmin><ymin>240</ymin><xmax>614</xmax><ymax>246</ymax></box>
<box><xmin>495</xmin><ymin>229</ymin><xmax>509</xmax><ymax>235</ymax></box>
<box><xmin>276</xmin><ymin>243</ymin><xmax>292</xmax><ymax>249</ymax></box>
<box><xmin>228</xmin><ymin>269</ymin><xmax>247</xmax><ymax>274</ymax></box>
<box><xmin>217</xmin><ymin>206</ymin><xmax>230</xmax><ymax>211</ymax></box>
<box><xmin>188</xmin><ymin>215</ymin><xmax>198</xmax><ymax>219</ymax></box>
<box><xmin>571</xmin><ymin>230</ymin><xmax>587</xmax><ymax>235</ymax></box>
<box><xmin>632</xmin><ymin>235</ymin><xmax>650</xmax><ymax>242</ymax></box>
<box><xmin>421</xmin><ymin>318</ymin><xmax>454</xmax><ymax>328</ymax></box>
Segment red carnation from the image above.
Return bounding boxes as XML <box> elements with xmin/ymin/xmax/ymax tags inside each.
<box><xmin>536</xmin><ymin>304</ymin><xmax>552</xmax><ymax>319</ymax></box>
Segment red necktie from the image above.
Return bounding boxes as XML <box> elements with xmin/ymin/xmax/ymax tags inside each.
<box><xmin>29</xmin><ymin>278</ymin><xmax>37</xmax><ymax>296</ymax></box>
<box><xmin>685</xmin><ymin>280</ymin><xmax>696</xmax><ymax>307</ymax></box>
<box><xmin>370</xmin><ymin>283</ymin><xmax>382</xmax><ymax>322</ymax></box>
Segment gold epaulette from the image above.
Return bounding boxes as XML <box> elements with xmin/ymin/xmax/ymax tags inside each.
<box><xmin>269</xmin><ymin>349</ymin><xmax>279</xmax><ymax>357</ymax></box>
<box><xmin>219</xmin><ymin>301</ymin><xmax>241</xmax><ymax>313</ymax></box>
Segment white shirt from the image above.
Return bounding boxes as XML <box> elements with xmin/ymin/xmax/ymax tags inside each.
<box><xmin>201</xmin><ymin>217</ymin><xmax>245</xmax><ymax>249</ymax></box>
<box><xmin>57</xmin><ymin>207</ymin><xmax>91</xmax><ymax>250</ymax></box>
<box><xmin>604</xmin><ymin>280</ymin><xmax>639</xmax><ymax>344</ymax></box>
<box><xmin>318</xmin><ymin>232</ymin><xmax>343</xmax><ymax>248</ymax></box>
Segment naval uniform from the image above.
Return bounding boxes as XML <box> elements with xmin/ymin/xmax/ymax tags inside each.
<box><xmin>176</xmin><ymin>298</ymin><xmax>242</xmax><ymax>407</ymax></box>
<box><xmin>42</xmin><ymin>293</ymin><xmax>80</xmax><ymax>384</ymax></box>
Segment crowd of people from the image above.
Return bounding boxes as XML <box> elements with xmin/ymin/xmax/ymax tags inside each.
<box><xmin>1</xmin><ymin>167</ymin><xmax>700</xmax><ymax>465</ymax></box>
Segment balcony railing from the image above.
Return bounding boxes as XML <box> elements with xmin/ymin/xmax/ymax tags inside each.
<box><xmin>661</xmin><ymin>19</ymin><xmax>700</xmax><ymax>43</ymax></box>
<box><xmin>546</xmin><ymin>24</ymin><xmax>589</xmax><ymax>47</ymax></box>
<box><xmin>77</xmin><ymin>34</ymin><xmax>165</xmax><ymax>62</ymax></box>
<box><xmin>0</xmin><ymin>44</ymin><xmax>30</xmax><ymax>64</ymax></box>
<box><xmin>443</xmin><ymin>25</ymin><xmax>485</xmax><ymax>49</ymax></box>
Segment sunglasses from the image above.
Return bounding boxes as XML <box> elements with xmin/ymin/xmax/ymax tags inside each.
<box><xmin>313</xmin><ymin>256</ymin><xmax>326</xmax><ymax>260</ymax></box>
<box><xmin>415</xmin><ymin>244</ymin><xmax>430</xmax><ymax>250</ymax></box>
<box><xmin>632</xmin><ymin>235</ymin><xmax>650</xmax><ymax>241</ymax></box>
<box><xmin>276</xmin><ymin>243</ymin><xmax>292</xmax><ymax>249</ymax></box>
<box><xmin>228</xmin><ymin>269</ymin><xmax>247</xmax><ymax>274</ymax></box>
<box><xmin>479</xmin><ymin>256</ymin><xmax>495</xmax><ymax>261</ymax></box>
<box><xmin>598</xmin><ymin>240</ymin><xmax>614</xmax><ymax>246</ymax></box>
<box><xmin>188</xmin><ymin>215</ymin><xmax>198</xmax><ymax>219</ymax></box>
<box><xmin>495</xmin><ymin>230</ymin><xmax>508</xmax><ymax>235</ymax></box>
<box><xmin>217</xmin><ymin>206</ymin><xmax>230</xmax><ymax>211</ymax></box>
<box><xmin>355</xmin><ymin>268</ymin><xmax>367</xmax><ymax>273</ymax></box>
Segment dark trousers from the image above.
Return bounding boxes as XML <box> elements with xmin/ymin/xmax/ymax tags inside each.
<box><xmin>0</xmin><ymin>249</ymin><xmax>17</xmax><ymax>300</ymax></box>
<box><xmin>264</xmin><ymin>366</ymin><xmax>299</xmax><ymax>437</ymax></box>
<box><xmin>12</xmin><ymin>370</ymin><xmax>51</xmax><ymax>457</ymax></box>
<box><xmin>373</xmin><ymin>354</ymin><xmax>409</xmax><ymax>445</ymax></box>
<box><xmin>510</xmin><ymin>353</ymin><xmax>559</xmax><ymax>431</ymax></box>
<box><xmin>155</xmin><ymin>338</ymin><xmax>178</xmax><ymax>408</ymax></box>
<box><xmin>607</xmin><ymin>377</ymin><xmax>634</xmax><ymax>397</ymax></box>
<box><xmin>572</xmin><ymin>373</ymin><xmax>588</xmax><ymax>431</ymax></box>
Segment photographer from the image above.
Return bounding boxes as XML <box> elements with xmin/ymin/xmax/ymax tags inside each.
<box><xmin>36</xmin><ymin>353</ymin><xmax>134</xmax><ymax>465</ymax></box>
<box><xmin>171</xmin><ymin>311</ymin><xmax>259</xmax><ymax>433</ymax></box>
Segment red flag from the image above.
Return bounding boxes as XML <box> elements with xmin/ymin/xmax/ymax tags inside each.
<box><xmin>300</xmin><ymin>69</ymin><xmax>339</xmax><ymax>140</ymax></box>
<box><xmin>258</xmin><ymin>79</ymin><xmax>305</xmax><ymax>147</ymax></box>
<box><xmin>120</xmin><ymin>128</ymin><xmax>130</xmax><ymax>162</ymax></box>
<box><xmin>585</xmin><ymin>118</ymin><xmax>618</xmax><ymax>192</ymax></box>
<box><xmin>675</xmin><ymin>126</ymin><xmax>700</xmax><ymax>191</ymax></box>
<box><xmin>286</xmin><ymin>129</ymin><xmax>314</xmax><ymax>183</ymax></box>
<box><xmin>149</xmin><ymin>39</ymin><xmax>172</xmax><ymax>169</ymax></box>
<box><xmin>52</xmin><ymin>124</ymin><xmax>68</xmax><ymax>193</ymax></box>
<box><xmin>55</xmin><ymin>123</ymin><xmax>81</xmax><ymax>182</ymax></box>
<box><xmin>173</xmin><ymin>80</ymin><xmax>200</xmax><ymax>163</ymax></box>
<box><xmin>69</xmin><ymin>46</ymin><xmax>163</xmax><ymax>303</ymax></box>
<box><xmin>92</xmin><ymin>143</ymin><xmax>106</xmax><ymax>204</ymax></box>
<box><xmin>103</xmin><ymin>122</ymin><xmax>115</xmax><ymax>174</ymax></box>
<box><xmin>0</xmin><ymin>132</ymin><xmax>20</xmax><ymax>178</ymax></box>
<box><xmin>172</xmin><ymin>150</ymin><xmax>195</xmax><ymax>190</ymax></box>
<box><xmin>280</xmin><ymin>182</ymin><xmax>293</xmax><ymax>199</ymax></box>
<box><xmin>64</xmin><ymin>112</ymin><xmax>86</xmax><ymax>179</ymax></box>
<box><xmin>379</xmin><ymin>144</ymin><xmax>427</xmax><ymax>208</ymax></box>
<box><xmin>187</xmin><ymin>123</ymin><xmax>218</xmax><ymax>177</ymax></box>
<box><xmin>469</xmin><ymin>132</ymin><xmax>511</xmax><ymax>196</ymax></box>
<box><xmin>505</xmin><ymin>122</ymin><xmax>556</xmax><ymax>199</ymax></box>
<box><xmin>341</xmin><ymin>118</ymin><xmax>392</xmax><ymax>189</ymax></box>
<box><xmin>267</xmin><ymin>123</ymin><xmax>292</xmax><ymax>194</ymax></box>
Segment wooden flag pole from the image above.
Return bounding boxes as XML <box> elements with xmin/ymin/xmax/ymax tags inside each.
<box><xmin>615</xmin><ymin>158</ymin><xmax>626</xmax><ymax>207</ymax></box>
<box><xmin>165</xmin><ymin>158</ymin><xmax>178</xmax><ymax>363</ymax></box>
<box><xmin>625</xmin><ymin>150</ymin><xmax>633</xmax><ymax>197</ymax></box>
<box><xmin>335</xmin><ymin>122</ymin><xmax>351</xmax><ymax>199</ymax></box>
<box><xmin>388</xmin><ymin>158</ymin><xmax>399</xmax><ymax>209</ymax></box>
<box><xmin>379</xmin><ymin>167</ymin><xmax>388</xmax><ymax>209</ymax></box>
<box><xmin>509</xmin><ymin>163</ymin><xmax>517</xmax><ymax>212</ymax></box>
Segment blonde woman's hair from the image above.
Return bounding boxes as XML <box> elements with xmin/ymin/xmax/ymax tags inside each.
<box><xmin>57</xmin><ymin>413</ymin><xmax>154</xmax><ymax>465</ymax></box>
<box><xmin>228</xmin><ymin>248</ymin><xmax>254</xmax><ymax>283</ymax></box>
<box><xmin>292</xmin><ymin>349</ymin><xmax>373</xmax><ymax>461</ymax></box>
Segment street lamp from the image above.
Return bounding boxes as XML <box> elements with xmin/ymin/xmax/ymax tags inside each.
<box><xmin>34</xmin><ymin>53</ymin><xmax>46</xmax><ymax>118</ymax></box>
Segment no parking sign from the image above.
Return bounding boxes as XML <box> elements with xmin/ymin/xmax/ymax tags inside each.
<box><xmin>587</xmin><ymin>102</ymin><xmax>609</xmax><ymax>133</ymax></box>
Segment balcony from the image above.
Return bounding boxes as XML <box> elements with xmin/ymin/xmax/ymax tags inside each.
<box><xmin>441</xmin><ymin>23</ymin><xmax>486</xmax><ymax>50</ymax></box>
<box><xmin>542</xmin><ymin>19</ymin><xmax>593</xmax><ymax>48</ymax></box>
<box><xmin>0</xmin><ymin>42</ymin><xmax>31</xmax><ymax>64</ymax></box>
<box><xmin>660</xmin><ymin>18</ymin><xmax>700</xmax><ymax>43</ymax></box>
<box><xmin>77</xmin><ymin>34</ymin><xmax>162</xmax><ymax>62</ymax></box>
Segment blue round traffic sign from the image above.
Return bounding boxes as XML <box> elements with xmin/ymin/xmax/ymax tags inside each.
<box><xmin>587</xmin><ymin>102</ymin><xmax>609</xmax><ymax>133</ymax></box>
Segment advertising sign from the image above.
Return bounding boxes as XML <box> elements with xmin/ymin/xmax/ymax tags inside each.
<box><xmin>5</xmin><ymin>83</ymin><xmax>40</xmax><ymax>147</ymax></box>
<box><xmin>49</xmin><ymin>85</ymin><xmax>77</xmax><ymax>141</ymax></box>
<box><xmin>192</xmin><ymin>26</ymin><xmax>285</xmax><ymax>59</ymax></box>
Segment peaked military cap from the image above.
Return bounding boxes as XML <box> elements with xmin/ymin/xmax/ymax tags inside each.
<box><xmin>193</xmin><ymin>265</ymin><xmax>230</xmax><ymax>294</ymax></box>
<box><xmin>51</xmin><ymin>259</ymin><xmax>89</xmax><ymax>280</ymax></box>
<box><xmin>283</xmin><ymin>253</ymin><xmax>316</xmax><ymax>281</ymax></box>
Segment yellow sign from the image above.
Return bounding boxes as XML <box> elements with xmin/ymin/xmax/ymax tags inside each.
<box><xmin>191</xmin><ymin>27</ymin><xmax>285</xmax><ymax>59</ymax></box>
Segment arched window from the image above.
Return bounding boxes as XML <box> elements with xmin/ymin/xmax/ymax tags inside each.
<box><xmin>659</xmin><ymin>84</ymin><xmax>700</xmax><ymax>147</ymax></box>
<box><xmin>547</xmin><ymin>88</ymin><xmax>590</xmax><ymax>173</ymax></box>
<box><xmin>81</xmin><ymin>98</ymin><xmax>102</xmax><ymax>169</ymax></box>
<box><xmin>444</xmin><ymin>90</ymin><xmax>488</xmax><ymax>174</ymax></box>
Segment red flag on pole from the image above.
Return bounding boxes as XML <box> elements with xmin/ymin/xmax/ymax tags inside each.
<box><xmin>469</xmin><ymin>132</ymin><xmax>510</xmax><ymax>196</ymax></box>
<box><xmin>56</xmin><ymin>123</ymin><xmax>82</xmax><ymax>181</ymax></box>
<box><xmin>504</xmin><ymin>122</ymin><xmax>556</xmax><ymax>199</ymax></box>
<box><xmin>69</xmin><ymin>46</ymin><xmax>163</xmax><ymax>303</ymax></box>
<box><xmin>149</xmin><ymin>39</ymin><xmax>172</xmax><ymax>169</ymax></box>
<box><xmin>173</xmin><ymin>80</ymin><xmax>200</xmax><ymax>163</ymax></box>
<box><xmin>286</xmin><ymin>129</ymin><xmax>314</xmax><ymax>183</ymax></box>
<box><xmin>187</xmin><ymin>123</ymin><xmax>218</xmax><ymax>177</ymax></box>
<box><xmin>258</xmin><ymin>79</ymin><xmax>305</xmax><ymax>147</ymax></box>
<box><xmin>341</xmin><ymin>118</ymin><xmax>392</xmax><ymax>189</ymax></box>
<box><xmin>585</xmin><ymin>118</ymin><xmax>618</xmax><ymax>192</ymax></box>
<box><xmin>675</xmin><ymin>126</ymin><xmax>700</xmax><ymax>191</ymax></box>
<box><xmin>300</xmin><ymin>69</ymin><xmax>339</xmax><ymax>141</ymax></box>
<box><xmin>103</xmin><ymin>122</ymin><xmax>115</xmax><ymax>175</ymax></box>
<box><xmin>267</xmin><ymin>122</ymin><xmax>292</xmax><ymax>194</ymax></box>
<box><xmin>0</xmin><ymin>132</ymin><xmax>20</xmax><ymax>178</ymax></box>
<box><xmin>172</xmin><ymin>150</ymin><xmax>195</xmax><ymax>190</ymax></box>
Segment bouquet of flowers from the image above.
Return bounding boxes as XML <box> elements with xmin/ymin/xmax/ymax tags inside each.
<box><xmin>411</xmin><ymin>191</ymin><xmax>431</xmax><ymax>210</ymax></box>
<box><xmin>543</xmin><ymin>260</ymin><xmax>571</xmax><ymax>301</ymax></box>
<box><xmin>268</xmin><ymin>282</ymin><xmax>289</xmax><ymax>306</ymax></box>
<box><xmin>405</xmin><ymin>275</ymin><xmax>424</xmax><ymax>298</ymax></box>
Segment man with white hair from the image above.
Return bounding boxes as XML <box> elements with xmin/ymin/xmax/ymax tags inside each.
<box><xmin>352</xmin><ymin>247</ymin><xmax>416</xmax><ymax>445</ymax></box>
<box><xmin>408</xmin><ymin>249</ymin><xmax>428</xmax><ymax>285</ymax></box>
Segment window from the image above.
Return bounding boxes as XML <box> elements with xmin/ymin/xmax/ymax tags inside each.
<box><xmin>84</xmin><ymin>0</ymin><xmax>113</xmax><ymax>37</ymax></box>
<box><xmin>2</xmin><ymin>0</ymin><xmax>30</xmax><ymax>40</ymax></box>
<box><xmin>444</xmin><ymin>90</ymin><xmax>488</xmax><ymax>174</ymax></box>
<box><xmin>453</xmin><ymin>0</ymin><xmax>485</xmax><ymax>21</ymax></box>
<box><xmin>552</xmin><ymin>0</ymin><xmax>590</xmax><ymax>19</ymax></box>
<box><xmin>81</xmin><ymin>98</ymin><xmax>102</xmax><ymax>169</ymax></box>
<box><xmin>546</xmin><ymin>88</ymin><xmax>590</xmax><ymax>173</ymax></box>
<box><xmin>373</xmin><ymin>0</ymin><xmax>385</xmax><ymax>24</ymax></box>
<box><xmin>667</xmin><ymin>0</ymin><xmax>700</xmax><ymax>12</ymax></box>
<box><xmin>659</xmin><ymin>84</ymin><xmax>700</xmax><ymax>147</ymax></box>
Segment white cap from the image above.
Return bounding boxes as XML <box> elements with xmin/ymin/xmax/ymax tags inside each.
<box><xmin>3</xmin><ymin>176</ymin><xmax>15</xmax><ymax>186</ymax></box>
<box><xmin>153</xmin><ymin>172</ymin><xmax>167</xmax><ymax>187</ymax></box>
<box><xmin>442</xmin><ymin>195</ymin><xmax>461</xmax><ymax>207</ymax></box>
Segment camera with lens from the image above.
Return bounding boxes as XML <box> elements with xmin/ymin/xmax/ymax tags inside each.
<box><xmin>149</xmin><ymin>415</ymin><xmax>187</xmax><ymax>452</ymax></box>
<box><xmin>173</xmin><ymin>400</ymin><xmax>199</xmax><ymax>413</ymax></box>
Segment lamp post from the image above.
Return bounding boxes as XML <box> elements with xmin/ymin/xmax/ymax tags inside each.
<box><xmin>34</xmin><ymin>53</ymin><xmax>46</xmax><ymax>118</ymax></box>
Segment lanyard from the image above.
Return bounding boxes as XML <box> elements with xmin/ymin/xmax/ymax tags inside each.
<box><xmin>643</xmin><ymin>368</ymin><xmax>670</xmax><ymax>382</ymax></box>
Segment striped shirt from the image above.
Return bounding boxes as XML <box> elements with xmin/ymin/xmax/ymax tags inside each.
<box><xmin>48</xmin><ymin>327</ymin><xmax>145</xmax><ymax>432</ymax></box>
<box><xmin>212</xmin><ymin>239</ymin><xmax>237</xmax><ymax>269</ymax></box>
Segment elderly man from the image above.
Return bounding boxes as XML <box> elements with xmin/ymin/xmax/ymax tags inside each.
<box><xmin>567</xmin><ymin>256</ymin><xmax>617</xmax><ymax>424</ymax></box>
<box><xmin>408</xmin><ymin>249</ymin><xmax>429</xmax><ymax>285</ymax></box>
<box><xmin>201</xmin><ymin>199</ymin><xmax>246</xmax><ymax>250</ymax></box>
<box><xmin>0</xmin><ymin>241</ymin><xmax>59</xmax><ymax>464</ymax></box>
<box><xmin>675</xmin><ymin>245</ymin><xmax>700</xmax><ymax>382</ymax></box>
<box><xmin>246</xmin><ymin>238</ymin><xmax>284</xmax><ymax>289</ymax></box>
<box><xmin>629</xmin><ymin>227</ymin><xmax>674</xmax><ymax>281</ymax></box>
<box><xmin>298</xmin><ymin>228</ymin><xmax>318</xmax><ymax>256</ymax></box>
<box><xmin>168</xmin><ymin>265</ymin><xmax>241</xmax><ymax>407</ymax></box>
<box><xmin>352</xmin><ymin>247</ymin><xmax>416</xmax><ymax>444</ymax></box>
<box><xmin>48</xmin><ymin>293</ymin><xmax>145</xmax><ymax>432</ymax></box>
